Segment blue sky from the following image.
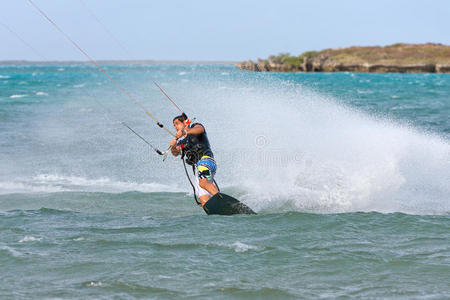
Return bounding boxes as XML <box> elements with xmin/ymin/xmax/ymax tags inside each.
<box><xmin>1</xmin><ymin>0</ymin><xmax>449</xmax><ymax>61</ymax></box>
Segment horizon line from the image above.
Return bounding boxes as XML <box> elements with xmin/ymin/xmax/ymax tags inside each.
<box><xmin>0</xmin><ymin>59</ymin><xmax>238</xmax><ymax>65</ymax></box>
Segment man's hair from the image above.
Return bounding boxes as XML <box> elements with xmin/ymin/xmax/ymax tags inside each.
<box><xmin>173</xmin><ymin>113</ymin><xmax>188</xmax><ymax>123</ymax></box>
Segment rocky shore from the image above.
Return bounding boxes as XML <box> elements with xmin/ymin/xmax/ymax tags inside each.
<box><xmin>236</xmin><ymin>43</ymin><xmax>450</xmax><ymax>73</ymax></box>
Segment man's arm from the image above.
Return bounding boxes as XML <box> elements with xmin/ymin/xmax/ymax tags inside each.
<box><xmin>186</xmin><ymin>124</ymin><xmax>204</xmax><ymax>135</ymax></box>
<box><xmin>170</xmin><ymin>139</ymin><xmax>181</xmax><ymax>156</ymax></box>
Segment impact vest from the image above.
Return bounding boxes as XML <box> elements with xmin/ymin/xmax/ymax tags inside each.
<box><xmin>177</xmin><ymin>123</ymin><xmax>214</xmax><ymax>165</ymax></box>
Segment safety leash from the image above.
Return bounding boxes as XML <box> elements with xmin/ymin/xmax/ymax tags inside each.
<box><xmin>182</xmin><ymin>157</ymin><xmax>200</xmax><ymax>205</ymax></box>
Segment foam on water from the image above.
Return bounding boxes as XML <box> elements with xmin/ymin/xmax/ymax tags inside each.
<box><xmin>229</xmin><ymin>241</ymin><xmax>260</xmax><ymax>252</ymax></box>
<box><xmin>19</xmin><ymin>236</ymin><xmax>42</xmax><ymax>243</ymax></box>
<box><xmin>9</xmin><ymin>94</ymin><xmax>27</xmax><ymax>98</ymax></box>
<box><xmin>0</xmin><ymin>174</ymin><xmax>184</xmax><ymax>194</ymax></box>
<box><xmin>0</xmin><ymin>181</ymin><xmax>69</xmax><ymax>194</ymax></box>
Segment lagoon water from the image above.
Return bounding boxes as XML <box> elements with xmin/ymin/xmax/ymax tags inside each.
<box><xmin>0</xmin><ymin>65</ymin><xmax>449</xmax><ymax>298</ymax></box>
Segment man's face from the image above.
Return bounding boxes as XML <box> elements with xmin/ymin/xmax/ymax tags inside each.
<box><xmin>173</xmin><ymin>119</ymin><xmax>185</xmax><ymax>132</ymax></box>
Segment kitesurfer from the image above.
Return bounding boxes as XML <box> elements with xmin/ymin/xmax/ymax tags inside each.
<box><xmin>170</xmin><ymin>113</ymin><xmax>218</xmax><ymax>206</ymax></box>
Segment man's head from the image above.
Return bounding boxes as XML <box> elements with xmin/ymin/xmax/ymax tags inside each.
<box><xmin>173</xmin><ymin>113</ymin><xmax>188</xmax><ymax>131</ymax></box>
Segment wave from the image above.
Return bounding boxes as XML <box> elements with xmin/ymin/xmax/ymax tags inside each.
<box><xmin>0</xmin><ymin>174</ymin><xmax>184</xmax><ymax>195</ymax></box>
<box><xmin>9</xmin><ymin>94</ymin><xmax>27</xmax><ymax>98</ymax></box>
<box><xmin>19</xmin><ymin>236</ymin><xmax>42</xmax><ymax>243</ymax></box>
<box><xmin>0</xmin><ymin>246</ymin><xmax>23</xmax><ymax>257</ymax></box>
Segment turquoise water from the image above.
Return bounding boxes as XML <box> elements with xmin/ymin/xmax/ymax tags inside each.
<box><xmin>1</xmin><ymin>65</ymin><xmax>449</xmax><ymax>298</ymax></box>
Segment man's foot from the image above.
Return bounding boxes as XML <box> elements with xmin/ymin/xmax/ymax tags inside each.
<box><xmin>199</xmin><ymin>195</ymin><xmax>211</xmax><ymax>206</ymax></box>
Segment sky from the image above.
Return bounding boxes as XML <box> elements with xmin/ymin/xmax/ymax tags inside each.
<box><xmin>1</xmin><ymin>0</ymin><xmax>449</xmax><ymax>61</ymax></box>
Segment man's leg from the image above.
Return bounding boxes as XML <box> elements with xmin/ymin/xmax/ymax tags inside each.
<box><xmin>198</xmin><ymin>178</ymin><xmax>219</xmax><ymax>206</ymax></box>
<box><xmin>195</xmin><ymin>158</ymin><xmax>218</xmax><ymax>206</ymax></box>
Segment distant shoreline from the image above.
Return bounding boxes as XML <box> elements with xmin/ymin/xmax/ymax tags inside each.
<box><xmin>237</xmin><ymin>43</ymin><xmax>450</xmax><ymax>73</ymax></box>
<box><xmin>0</xmin><ymin>60</ymin><xmax>237</xmax><ymax>66</ymax></box>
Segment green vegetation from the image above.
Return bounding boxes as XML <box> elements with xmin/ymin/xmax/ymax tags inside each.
<box><xmin>267</xmin><ymin>53</ymin><xmax>302</xmax><ymax>67</ymax></box>
<box><xmin>299</xmin><ymin>51</ymin><xmax>319</xmax><ymax>61</ymax></box>
<box><xmin>267</xmin><ymin>51</ymin><xmax>320</xmax><ymax>67</ymax></box>
<box><xmin>238</xmin><ymin>43</ymin><xmax>450</xmax><ymax>73</ymax></box>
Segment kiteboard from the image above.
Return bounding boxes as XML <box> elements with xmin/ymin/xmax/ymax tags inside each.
<box><xmin>202</xmin><ymin>193</ymin><xmax>256</xmax><ymax>215</ymax></box>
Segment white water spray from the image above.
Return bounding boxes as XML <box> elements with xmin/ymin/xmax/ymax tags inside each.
<box><xmin>183</xmin><ymin>79</ymin><xmax>450</xmax><ymax>215</ymax></box>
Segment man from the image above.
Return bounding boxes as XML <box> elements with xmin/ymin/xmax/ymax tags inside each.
<box><xmin>170</xmin><ymin>113</ymin><xmax>218</xmax><ymax>206</ymax></box>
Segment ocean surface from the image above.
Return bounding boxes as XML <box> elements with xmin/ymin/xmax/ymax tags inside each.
<box><xmin>0</xmin><ymin>64</ymin><xmax>449</xmax><ymax>299</ymax></box>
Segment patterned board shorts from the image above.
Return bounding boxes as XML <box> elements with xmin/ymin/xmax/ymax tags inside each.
<box><xmin>194</xmin><ymin>155</ymin><xmax>217</xmax><ymax>197</ymax></box>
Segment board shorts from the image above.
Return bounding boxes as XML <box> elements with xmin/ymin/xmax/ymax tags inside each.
<box><xmin>193</xmin><ymin>155</ymin><xmax>217</xmax><ymax>197</ymax></box>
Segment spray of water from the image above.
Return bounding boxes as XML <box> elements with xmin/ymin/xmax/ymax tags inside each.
<box><xmin>1</xmin><ymin>70</ymin><xmax>449</xmax><ymax>215</ymax></box>
<box><xmin>179</xmin><ymin>78</ymin><xmax>450</xmax><ymax>215</ymax></box>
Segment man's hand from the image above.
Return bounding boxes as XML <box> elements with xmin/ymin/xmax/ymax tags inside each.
<box><xmin>170</xmin><ymin>139</ymin><xmax>180</xmax><ymax>156</ymax></box>
<box><xmin>175</xmin><ymin>129</ymin><xmax>185</xmax><ymax>139</ymax></box>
